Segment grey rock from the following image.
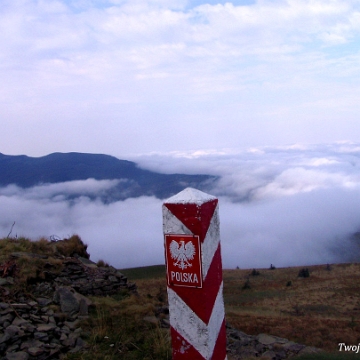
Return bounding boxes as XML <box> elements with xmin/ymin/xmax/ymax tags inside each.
<box><xmin>36</xmin><ymin>324</ymin><xmax>57</xmax><ymax>332</ymax></box>
<box><xmin>77</xmin><ymin>257</ymin><xmax>97</xmax><ymax>268</ymax></box>
<box><xmin>11</xmin><ymin>318</ymin><xmax>29</xmax><ymax>327</ymax></box>
<box><xmin>27</xmin><ymin>301</ymin><xmax>38</xmax><ymax>308</ymax></box>
<box><xmin>298</xmin><ymin>346</ymin><xmax>323</xmax><ymax>355</ymax></box>
<box><xmin>27</xmin><ymin>347</ymin><xmax>44</xmax><ymax>356</ymax></box>
<box><xmin>1</xmin><ymin>314</ymin><xmax>15</xmax><ymax>325</ymax></box>
<box><xmin>48</xmin><ymin>345</ymin><xmax>62</xmax><ymax>357</ymax></box>
<box><xmin>6</xmin><ymin>344</ymin><xmax>20</xmax><ymax>353</ymax></box>
<box><xmin>226</xmin><ymin>325</ymin><xmax>321</xmax><ymax>360</ymax></box>
<box><xmin>20</xmin><ymin>323</ymin><xmax>36</xmax><ymax>333</ymax></box>
<box><xmin>54</xmin><ymin>287</ymin><xmax>79</xmax><ymax>314</ymax></box>
<box><xmin>5</xmin><ymin>325</ymin><xmax>20</xmax><ymax>337</ymax></box>
<box><xmin>0</xmin><ymin>333</ymin><xmax>11</xmax><ymax>344</ymax></box>
<box><xmin>33</xmin><ymin>332</ymin><xmax>48</xmax><ymax>341</ymax></box>
<box><xmin>257</xmin><ymin>333</ymin><xmax>287</xmax><ymax>345</ymax></box>
<box><xmin>36</xmin><ymin>298</ymin><xmax>52</xmax><ymax>307</ymax></box>
<box><xmin>262</xmin><ymin>350</ymin><xmax>276</xmax><ymax>359</ymax></box>
<box><xmin>62</xmin><ymin>337</ymin><xmax>76</xmax><ymax>347</ymax></box>
<box><xmin>64</xmin><ymin>320</ymin><xmax>80</xmax><ymax>330</ymax></box>
<box><xmin>20</xmin><ymin>339</ymin><xmax>44</xmax><ymax>350</ymax></box>
<box><xmin>68</xmin><ymin>345</ymin><xmax>83</xmax><ymax>353</ymax></box>
<box><xmin>61</xmin><ymin>325</ymin><xmax>70</xmax><ymax>334</ymax></box>
<box><xmin>5</xmin><ymin>351</ymin><xmax>29</xmax><ymax>360</ymax></box>
<box><xmin>0</xmin><ymin>303</ymin><xmax>10</xmax><ymax>310</ymax></box>
<box><xmin>283</xmin><ymin>342</ymin><xmax>306</xmax><ymax>352</ymax></box>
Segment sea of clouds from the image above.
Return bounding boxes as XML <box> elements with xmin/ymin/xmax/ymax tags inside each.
<box><xmin>1</xmin><ymin>142</ymin><xmax>360</xmax><ymax>269</ymax></box>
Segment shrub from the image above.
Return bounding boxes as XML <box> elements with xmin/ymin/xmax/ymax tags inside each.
<box><xmin>251</xmin><ymin>269</ymin><xmax>260</xmax><ymax>276</ymax></box>
<box><xmin>54</xmin><ymin>235</ymin><xmax>89</xmax><ymax>258</ymax></box>
<box><xmin>96</xmin><ymin>259</ymin><xmax>109</xmax><ymax>267</ymax></box>
<box><xmin>298</xmin><ymin>268</ymin><xmax>310</xmax><ymax>278</ymax></box>
<box><xmin>242</xmin><ymin>279</ymin><xmax>251</xmax><ymax>290</ymax></box>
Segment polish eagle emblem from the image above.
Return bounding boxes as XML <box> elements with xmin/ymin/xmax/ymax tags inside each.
<box><xmin>170</xmin><ymin>239</ymin><xmax>196</xmax><ymax>270</ymax></box>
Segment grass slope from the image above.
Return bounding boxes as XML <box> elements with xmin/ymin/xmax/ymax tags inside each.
<box><xmin>1</xmin><ymin>236</ymin><xmax>359</xmax><ymax>359</ymax></box>
<box><xmin>120</xmin><ymin>265</ymin><xmax>166</xmax><ymax>280</ymax></box>
<box><xmin>120</xmin><ymin>262</ymin><xmax>360</xmax><ymax>358</ymax></box>
<box><xmin>224</xmin><ymin>264</ymin><xmax>360</xmax><ymax>353</ymax></box>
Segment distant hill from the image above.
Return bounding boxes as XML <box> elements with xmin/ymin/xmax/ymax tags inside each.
<box><xmin>0</xmin><ymin>152</ymin><xmax>217</xmax><ymax>201</ymax></box>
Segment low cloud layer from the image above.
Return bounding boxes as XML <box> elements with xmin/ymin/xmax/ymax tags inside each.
<box><xmin>1</xmin><ymin>142</ymin><xmax>360</xmax><ymax>269</ymax></box>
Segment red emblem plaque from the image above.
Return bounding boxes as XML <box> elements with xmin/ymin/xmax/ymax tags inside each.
<box><xmin>165</xmin><ymin>234</ymin><xmax>202</xmax><ymax>288</ymax></box>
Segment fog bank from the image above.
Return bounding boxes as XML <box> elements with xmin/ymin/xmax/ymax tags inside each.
<box><xmin>1</xmin><ymin>143</ymin><xmax>360</xmax><ymax>269</ymax></box>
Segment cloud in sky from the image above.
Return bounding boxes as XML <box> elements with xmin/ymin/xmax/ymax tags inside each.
<box><xmin>2</xmin><ymin>0</ymin><xmax>360</xmax><ymax>157</ymax></box>
<box><xmin>1</xmin><ymin>143</ymin><xmax>360</xmax><ymax>269</ymax></box>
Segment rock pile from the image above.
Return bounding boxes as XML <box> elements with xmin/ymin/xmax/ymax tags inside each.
<box><xmin>226</xmin><ymin>326</ymin><xmax>322</xmax><ymax>359</ymax></box>
<box><xmin>35</xmin><ymin>256</ymin><xmax>136</xmax><ymax>297</ymax></box>
<box><xmin>0</xmin><ymin>296</ymin><xmax>85</xmax><ymax>360</ymax></box>
<box><xmin>0</xmin><ymin>254</ymin><xmax>136</xmax><ymax>360</ymax></box>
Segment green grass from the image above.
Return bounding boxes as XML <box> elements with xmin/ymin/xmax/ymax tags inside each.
<box><xmin>64</xmin><ymin>293</ymin><xmax>171</xmax><ymax>360</ymax></box>
<box><xmin>120</xmin><ymin>265</ymin><xmax>166</xmax><ymax>280</ymax></box>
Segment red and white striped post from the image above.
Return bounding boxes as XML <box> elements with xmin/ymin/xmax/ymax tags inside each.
<box><xmin>163</xmin><ymin>187</ymin><xmax>227</xmax><ymax>360</ymax></box>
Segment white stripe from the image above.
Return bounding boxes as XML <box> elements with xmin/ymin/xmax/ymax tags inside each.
<box><xmin>201</xmin><ymin>203</ymin><xmax>220</xmax><ymax>280</ymax></box>
<box><xmin>168</xmin><ymin>282</ymin><xmax>225</xmax><ymax>360</ymax></box>
<box><xmin>162</xmin><ymin>205</ymin><xmax>192</xmax><ymax>235</ymax></box>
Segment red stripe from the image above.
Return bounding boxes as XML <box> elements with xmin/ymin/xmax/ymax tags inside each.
<box><xmin>164</xmin><ymin>199</ymin><xmax>218</xmax><ymax>242</ymax></box>
<box><xmin>170</xmin><ymin>327</ymin><xmax>205</xmax><ymax>360</ymax></box>
<box><xmin>170</xmin><ymin>243</ymin><xmax>223</xmax><ymax>324</ymax></box>
<box><xmin>211</xmin><ymin>318</ymin><xmax>227</xmax><ymax>360</ymax></box>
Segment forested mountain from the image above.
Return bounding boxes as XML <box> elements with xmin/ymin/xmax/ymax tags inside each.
<box><xmin>0</xmin><ymin>152</ymin><xmax>217</xmax><ymax>201</ymax></box>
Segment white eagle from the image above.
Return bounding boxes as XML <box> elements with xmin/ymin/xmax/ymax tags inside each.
<box><xmin>170</xmin><ymin>239</ymin><xmax>196</xmax><ymax>270</ymax></box>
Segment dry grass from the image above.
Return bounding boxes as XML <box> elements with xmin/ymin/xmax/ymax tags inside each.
<box><xmin>120</xmin><ymin>262</ymin><xmax>360</xmax><ymax>353</ymax></box>
<box><xmin>3</xmin><ymin>237</ymin><xmax>359</xmax><ymax>357</ymax></box>
<box><xmin>0</xmin><ymin>235</ymin><xmax>89</xmax><ymax>285</ymax></box>
<box><xmin>66</xmin><ymin>293</ymin><xmax>171</xmax><ymax>360</ymax></box>
<box><xmin>51</xmin><ymin>235</ymin><xmax>90</xmax><ymax>258</ymax></box>
<box><xmin>0</xmin><ymin>235</ymin><xmax>89</xmax><ymax>260</ymax></box>
<box><xmin>223</xmin><ymin>263</ymin><xmax>360</xmax><ymax>352</ymax></box>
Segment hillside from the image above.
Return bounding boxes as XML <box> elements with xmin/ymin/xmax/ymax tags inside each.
<box><xmin>124</xmin><ymin>262</ymin><xmax>360</xmax><ymax>359</ymax></box>
<box><xmin>1</xmin><ymin>236</ymin><xmax>359</xmax><ymax>359</ymax></box>
<box><xmin>0</xmin><ymin>152</ymin><xmax>217</xmax><ymax>200</ymax></box>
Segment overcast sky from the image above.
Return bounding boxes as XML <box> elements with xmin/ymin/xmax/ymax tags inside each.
<box><xmin>2</xmin><ymin>0</ymin><xmax>360</xmax><ymax>269</ymax></box>
<box><xmin>2</xmin><ymin>0</ymin><xmax>360</xmax><ymax>158</ymax></box>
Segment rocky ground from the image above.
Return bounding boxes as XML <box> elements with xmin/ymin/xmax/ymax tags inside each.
<box><xmin>226</xmin><ymin>326</ymin><xmax>322</xmax><ymax>359</ymax></box>
<box><xmin>0</xmin><ymin>240</ymin><xmax>321</xmax><ymax>360</ymax></box>
<box><xmin>150</xmin><ymin>305</ymin><xmax>322</xmax><ymax>359</ymax></box>
<box><xmin>0</xmin><ymin>254</ymin><xmax>136</xmax><ymax>360</ymax></box>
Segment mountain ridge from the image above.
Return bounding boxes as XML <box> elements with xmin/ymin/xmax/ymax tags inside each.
<box><xmin>0</xmin><ymin>152</ymin><xmax>217</xmax><ymax>201</ymax></box>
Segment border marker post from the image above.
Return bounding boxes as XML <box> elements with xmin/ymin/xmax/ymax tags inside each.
<box><xmin>163</xmin><ymin>187</ymin><xmax>227</xmax><ymax>360</ymax></box>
